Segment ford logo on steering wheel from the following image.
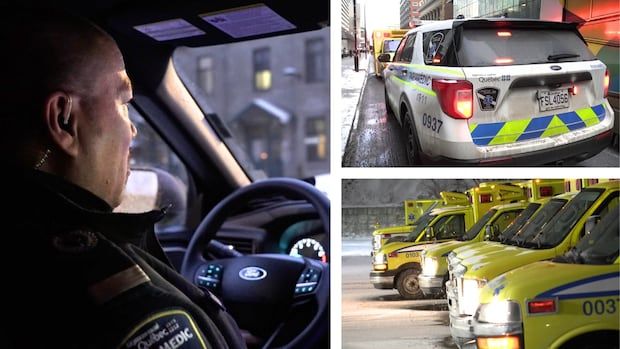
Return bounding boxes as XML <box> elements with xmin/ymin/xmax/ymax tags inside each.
<box><xmin>239</xmin><ymin>266</ymin><xmax>267</xmax><ymax>281</ymax></box>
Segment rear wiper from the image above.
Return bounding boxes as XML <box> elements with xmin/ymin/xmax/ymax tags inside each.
<box><xmin>547</xmin><ymin>53</ymin><xmax>580</xmax><ymax>61</ymax></box>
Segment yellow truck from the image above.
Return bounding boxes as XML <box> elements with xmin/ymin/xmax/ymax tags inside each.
<box><xmin>370</xmin><ymin>182</ymin><xmax>527</xmax><ymax>299</ymax></box>
<box><xmin>371</xmin><ymin>199</ymin><xmax>442</xmax><ymax>255</ymax></box>
<box><xmin>446</xmin><ymin>181</ymin><xmax>619</xmax><ymax>347</ymax></box>
<box><xmin>419</xmin><ymin>180</ymin><xmax>565</xmax><ymax>296</ymax></box>
<box><xmin>473</xmin><ymin>210</ymin><xmax>619</xmax><ymax>349</ymax></box>
<box><xmin>371</xmin><ymin>28</ymin><xmax>408</xmax><ymax>77</ymax></box>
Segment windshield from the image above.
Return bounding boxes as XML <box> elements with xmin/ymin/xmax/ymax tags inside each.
<box><xmin>460</xmin><ymin>209</ymin><xmax>496</xmax><ymax>241</ymax></box>
<box><xmin>173</xmin><ymin>28</ymin><xmax>329</xmax><ymax>180</ymax></box>
<box><xmin>457</xmin><ymin>28</ymin><xmax>596</xmax><ymax>66</ymax></box>
<box><xmin>510</xmin><ymin>199</ymin><xmax>567</xmax><ymax>246</ymax></box>
<box><xmin>405</xmin><ymin>213</ymin><xmax>435</xmax><ymax>242</ymax></box>
<box><xmin>498</xmin><ymin>203</ymin><xmax>540</xmax><ymax>242</ymax></box>
<box><xmin>559</xmin><ymin>212</ymin><xmax>619</xmax><ymax>265</ymax></box>
<box><xmin>529</xmin><ymin>189</ymin><xmax>603</xmax><ymax>248</ymax></box>
<box><xmin>383</xmin><ymin>39</ymin><xmax>400</xmax><ymax>53</ymax></box>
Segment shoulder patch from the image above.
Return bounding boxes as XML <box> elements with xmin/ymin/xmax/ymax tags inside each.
<box><xmin>120</xmin><ymin>309</ymin><xmax>208</xmax><ymax>349</ymax></box>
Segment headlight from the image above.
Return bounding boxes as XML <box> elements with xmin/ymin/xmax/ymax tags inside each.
<box><xmin>422</xmin><ymin>257</ymin><xmax>439</xmax><ymax>276</ymax></box>
<box><xmin>461</xmin><ymin>278</ymin><xmax>486</xmax><ymax>315</ymax></box>
<box><xmin>476</xmin><ymin>301</ymin><xmax>521</xmax><ymax>324</ymax></box>
<box><xmin>372</xmin><ymin>253</ymin><xmax>387</xmax><ymax>270</ymax></box>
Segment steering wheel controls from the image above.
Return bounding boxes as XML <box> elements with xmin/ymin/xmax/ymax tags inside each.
<box><xmin>196</xmin><ymin>264</ymin><xmax>223</xmax><ymax>290</ymax></box>
<box><xmin>295</xmin><ymin>267</ymin><xmax>321</xmax><ymax>295</ymax></box>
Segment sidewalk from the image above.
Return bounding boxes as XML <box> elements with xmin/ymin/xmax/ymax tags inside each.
<box><xmin>341</xmin><ymin>55</ymin><xmax>371</xmax><ymax>158</ymax></box>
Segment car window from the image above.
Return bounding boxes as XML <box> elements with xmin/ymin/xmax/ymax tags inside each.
<box><xmin>383</xmin><ymin>39</ymin><xmax>401</xmax><ymax>53</ymax></box>
<box><xmin>435</xmin><ymin>214</ymin><xmax>465</xmax><ymax>240</ymax></box>
<box><xmin>457</xmin><ymin>28</ymin><xmax>597</xmax><ymax>66</ymax></box>
<box><xmin>115</xmin><ymin>105</ymin><xmax>190</xmax><ymax>232</ymax></box>
<box><xmin>173</xmin><ymin>28</ymin><xmax>330</xmax><ymax>180</ymax></box>
<box><xmin>398</xmin><ymin>34</ymin><xmax>416</xmax><ymax>63</ymax></box>
<box><xmin>423</xmin><ymin>29</ymin><xmax>450</xmax><ymax>64</ymax></box>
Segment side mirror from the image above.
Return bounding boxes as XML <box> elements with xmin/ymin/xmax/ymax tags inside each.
<box><xmin>377</xmin><ymin>53</ymin><xmax>392</xmax><ymax>62</ymax></box>
<box><xmin>116</xmin><ymin>167</ymin><xmax>188</xmax><ymax>228</ymax></box>
<box><xmin>426</xmin><ymin>226</ymin><xmax>436</xmax><ymax>241</ymax></box>
<box><xmin>484</xmin><ymin>225</ymin><xmax>493</xmax><ymax>240</ymax></box>
<box><xmin>584</xmin><ymin>215</ymin><xmax>601</xmax><ymax>237</ymax></box>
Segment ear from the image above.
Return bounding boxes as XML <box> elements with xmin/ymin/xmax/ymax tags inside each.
<box><xmin>43</xmin><ymin>92</ymin><xmax>79</xmax><ymax>158</ymax></box>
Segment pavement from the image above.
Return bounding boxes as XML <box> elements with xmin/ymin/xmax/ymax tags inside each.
<box><xmin>341</xmin><ymin>55</ymin><xmax>371</xmax><ymax>159</ymax></box>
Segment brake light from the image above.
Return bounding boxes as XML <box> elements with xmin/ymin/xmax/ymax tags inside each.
<box><xmin>432</xmin><ymin>79</ymin><xmax>473</xmax><ymax>119</ymax></box>
<box><xmin>604</xmin><ymin>69</ymin><xmax>610</xmax><ymax>97</ymax></box>
<box><xmin>564</xmin><ymin>180</ymin><xmax>571</xmax><ymax>192</ymax></box>
<box><xmin>480</xmin><ymin>194</ymin><xmax>493</xmax><ymax>203</ymax></box>
<box><xmin>528</xmin><ymin>299</ymin><xmax>556</xmax><ymax>314</ymax></box>
<box><xmin>497</xmin><ymin>31</ymin><xmax>512</xmax><ymax>37</ymax></box>
<box><xmin>388</xmin><ymin>252</ymin><xmax>398</xmax><ymax>258</ymax></box>
<box><xmin>569</xmin><ymin>85</ymin><xmax>578</xmax><ymax>95</ymax></box>
<box><xmin>495</xmin><ymin>57</ymin><xmax>514</xmax><ymax>64</ymax></box>
<box><xmin>539</xmin><ymin>186</ymin><xmax>553</xmax><ymax>197</ymax></box>
<box><xmin>576</xmin><ymin>180</ymin><xmax>582</xmax><ymax>191</ymax></box>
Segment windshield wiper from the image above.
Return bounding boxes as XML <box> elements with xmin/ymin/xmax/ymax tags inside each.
<box><xmin>547</xmin><ymin>53</ymin><xmax>580</xmax><ymax>61</ymax></box>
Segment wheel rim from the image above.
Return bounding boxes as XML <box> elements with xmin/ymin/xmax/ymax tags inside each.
<box><xmin>404</xmin><ymin>273</ymin><xmax>420</xmax><ymax>295</ymax></box>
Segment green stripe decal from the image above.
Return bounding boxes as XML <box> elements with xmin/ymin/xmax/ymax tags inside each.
<box><xmin>488</xmin><ymin>118</ymin><xmax>530</xmax><ymax>145</ymax></box>
<box><xmin>541</xmin><ymin>115</ymin><xmax>570</xmax><ymax>138</ymax></box>
<box><xmin>576</xmin><ymin>107</ymin><xmax>599</xmax><ymax>128</ymax></box>
<box><xmin>393</xmin><ymin>76</ymin><xmax>436</xmax><ymax>96</ymax></box>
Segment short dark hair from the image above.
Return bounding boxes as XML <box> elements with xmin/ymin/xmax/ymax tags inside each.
<box><xmin>0</xmin><ymin>9</ymin><xmax>113</xmax><ymax>144</ymax></box>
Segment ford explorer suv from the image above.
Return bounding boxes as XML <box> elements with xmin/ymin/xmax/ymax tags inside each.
<box><xmin>381</xmin><ymin>18</ymin><xmax>614</xmax><ymax>165</ymax></box>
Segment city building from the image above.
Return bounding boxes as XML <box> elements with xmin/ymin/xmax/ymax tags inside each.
<box><xmin>342</xmin><ymin>0</ymin><xmax>355</xmax><ymax>55</ymax></box>
<box><xmin>174</xmin><ymin>28</ymin><xmax>330</xmax><ymax>178</ymax></box>
<box><xmin>400</xmin><ymin>0</ymin><xmax>425</xmax><ymax>28</ymax></box>
<box><xmin>419</xmin><ymin>0</ymin><xmax>454</xmax><ymax>20</ymax></box>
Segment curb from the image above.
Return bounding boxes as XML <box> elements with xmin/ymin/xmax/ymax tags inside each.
<box><xmin>342</xmin><ymin>58</ymin><xmax>371</xmax><ymax>164</ymax></box>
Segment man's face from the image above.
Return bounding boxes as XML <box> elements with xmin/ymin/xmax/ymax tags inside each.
<box><xmin>76</xmin><ymin>41</ymin><xmax>136</xmax><ymax>208</ymax></box>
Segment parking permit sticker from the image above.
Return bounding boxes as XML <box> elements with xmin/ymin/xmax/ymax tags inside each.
<box><xmin>200</xmin><ymin>4</ymin><xmax>296</xmax><ymax>38</ymax></box>
<box><xmin>120</xmin><ymin>310</ymin><xmax>208</xmax><ymax>349</ymax></box>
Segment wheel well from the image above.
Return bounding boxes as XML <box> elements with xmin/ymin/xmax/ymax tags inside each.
<box><xmin>399</xmin><ymin>100</ymin><xmax>409</xmax><ymax>125</ymax></box>
<box><xmin>559</xmin><ymin>330</ymin><xmax>619</xmax><ymax>349</ymax></box>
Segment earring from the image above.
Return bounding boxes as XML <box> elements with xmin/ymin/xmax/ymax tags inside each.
<box><xmin>34</xmin><ymin>148</ymin><xmax>51</xmax><ymax>170</ymax></box>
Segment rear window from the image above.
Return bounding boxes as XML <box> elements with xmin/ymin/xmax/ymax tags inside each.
<box><xmin>383</xmin><ymin>39</ymin><xmax>400</xmax><ymax>53</ymax></box>
<box><xmin>457</xmin><ymin>28</ymin><xmax>597</xmax><ymax>67</ymax></box>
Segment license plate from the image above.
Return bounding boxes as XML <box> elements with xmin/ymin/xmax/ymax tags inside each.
<box><xmin>538</xmin><ymin>89</ymin><xmax>569</xmax><ymax>112</ymax></box>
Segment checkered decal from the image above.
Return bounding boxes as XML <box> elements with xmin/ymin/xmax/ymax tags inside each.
<box><xmin>469</xmin><ymin>104</ymin><xmax>606</xmax><ymax>146</ymax></box>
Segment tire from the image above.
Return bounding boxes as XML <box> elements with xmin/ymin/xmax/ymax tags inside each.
<box><xmin>402</xmin><ymin>109</ymin><xmax>420</xmax><ymax>165</ymax></box>
<box><xmin>396</xmin><ymin>269</ymin><xmax>424</xmax><ymax>300</ymax></box>
<box><xmin>384</xmin><ymin>88</ymin><xmax>394</xmax><ymax>118</ymax></box>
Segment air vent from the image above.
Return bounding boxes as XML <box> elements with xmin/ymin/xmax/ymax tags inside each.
<box><xmin>216</xmin><ymin>237</ymin><xmax>255</xmax><ymax>254</ymax></box>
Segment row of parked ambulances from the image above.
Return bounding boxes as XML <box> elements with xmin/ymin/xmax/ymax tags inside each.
<box><xmin>369</xmin><ymin>179</ymin><xmax>619</xmax><ymax>349</ymax></box>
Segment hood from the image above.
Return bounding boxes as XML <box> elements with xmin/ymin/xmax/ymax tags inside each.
<box><xmin>480</xmin><ymin>261</ymin><xmax>620</xmax><ymax>303</ymax></box>
<box><xmin>372</xmin><ymin>225</ymin><xmax>413</xmax><ymax>236</ymax></box>
<box><xmin>453</xmin><ymin>241</ymin><xmax>506</xmax><ymax>260</ymax></box>
<box><xmin>463</xmin><ymin>247</ymin><xmax>556</xmax><ymax>281</ymax></box>
<box><xmin>380</xmin><ymin>240</ymin><xmax>441</xmax><ymax>255</ymax></box>
<box><xmin>426</xmin><ymin>240</ymin><xmax>470</xmax><ymax>258</ymax></box>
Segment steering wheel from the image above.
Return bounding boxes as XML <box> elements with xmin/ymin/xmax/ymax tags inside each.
<box><xmin>181</xmin><ymin>178</ymin><xmax>330</xmax><ymax>349</ymax></box>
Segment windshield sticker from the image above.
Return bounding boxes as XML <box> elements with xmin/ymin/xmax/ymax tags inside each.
<box><xmin>120</xmin><ymin>310</ymin><xmax>207</xmax><ymax>349</ymax></box>
<box><xmin>476</xmin><ymin>87</ymin><xmax>499</xmax><ymax>111</ymax></box>
<box><xmin>134</xmin><ymin>19</ymin><xmax>205</xmax><ymax>41</ymax></box>
<box><xmin>201</xmin><ymin>4</ymin><xmax>296</xmax><ymax>38</ymax></box>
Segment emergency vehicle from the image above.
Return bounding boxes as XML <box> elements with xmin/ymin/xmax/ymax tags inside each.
<box><xmin>419</xmin><ymin>180</ymin><xmax>565</xmax><ymax>296</ymax></box>
<box><xmin>381</xmin><ymin>18</ymin><xmax>614</xmax><ymax>165</ymax></box>
<box><xmin>370</xmin><ymin>182</ymin><xmax>526</xmax><ymax>299</ymax></box>
<box><xmin>372</xmin><ymin>28</ymin><xmax>408</xmax><ymax>77</ymax></box>
<box><xmin>446</xmin><ymin>181</ymin><xmax>619</xmax><ymax>347</ymax></box>
<box><xmin>472</xmin><ymin>211</ymin><xmax>619</xmax><ymax>349</ymax></box>
<box><xmin>371</xmin><ymin>199</ymin><xmax>442</xmax><ymax>255</ymax></box>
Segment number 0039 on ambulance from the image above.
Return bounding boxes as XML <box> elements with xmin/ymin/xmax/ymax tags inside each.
<box><xmin>381</xmin><ymin>18</ymin><xmax>614</xmax><ymax>166</ymax></box>
<box><xmin>472</xmin><ymin>210</ymin><xmax>619</xmax><ymax>349</ymax></box>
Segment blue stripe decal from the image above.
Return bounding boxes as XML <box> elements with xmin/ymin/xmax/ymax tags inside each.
<box><xmin>471</xmin><ymin>123</ymin><xmax>504</xmax><ymax>146</ymax></box>
<box><xmin>557</xmin><ymin>112</ymin><xmax>585</xmax><ymax>131</ymax></box>
<box><xmin>536</xmin><ymin>272</ymin><xmax>620</xmax><ymax>299</ymax></box>
<box><xmin>551</xmin><ymin>290</ymin><xmax>620</xmax><ymax>300</ymax></box>
<box><xmin>592</xmin><ymin>104</ymin><xmax>605</xmax><ymax>119</ymax></box>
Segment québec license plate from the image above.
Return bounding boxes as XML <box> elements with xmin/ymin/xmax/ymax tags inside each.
<box><xmin>538</xmin><ymin>89</ymin><xmax>569</xmax><ymax>112</ymax></box>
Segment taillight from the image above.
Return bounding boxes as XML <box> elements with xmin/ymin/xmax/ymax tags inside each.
<box><xmin>569</xmin><ymin>85</ymin><xmax>578</xmax><ymax>95</ymax></box>
<box><xmin>495</xmin><ymin>57</ymin><xmax>514</xmax><ymax>64</ymax></box>
<box><xmin>604</xmin><ymin>69</ymin><xmax>610</xmax><ymax>97</ymax></box>
<box><xmin>539</xmin><ymin>186</ymin><xmax>553</xmax><ymax>197</ymax></box>
<box><xmin>527</xmin><ymin>299</ymin><xmax>556</xmax><ymax>314</ymax></box>
<box><xmin>432</xmin><ymin>79</ymin><xmax>473</xmax><ymax>119</ymax></box>
<box><xmin>497</xmin><ymin>31</ymin><xmax>512</xmax><ymax>37</ymax></box>
<box><xmin>576</xmin><ymin>180</ymin><xmax>582</xmax><ymax>191</ymax></box>
<box><xmin>564</xmin><ymin>180</ymin><xmax>570</xmax><ymax>192</ymax></box>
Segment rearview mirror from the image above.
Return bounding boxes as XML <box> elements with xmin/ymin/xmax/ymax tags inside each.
<box><xmin>377</xmin><ymin>53</ymin><xmax>392</xmax><ymax>62</ymax></box>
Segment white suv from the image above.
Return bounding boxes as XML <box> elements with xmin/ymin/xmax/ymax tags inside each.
<box><xmin>380</xmin><ymin>19</ymin><xmax>614</xmax><ymax>165</ymax></box>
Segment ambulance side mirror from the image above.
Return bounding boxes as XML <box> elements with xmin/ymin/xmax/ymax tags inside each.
<box><xmin>484</xmin><ymin>225</ymin><xmax>494</xmax><ymax>240</ymax></box>
<box><xmin>426</xmin><ymin>226</ymin><xmax>436</xmax><ymax>241</ymax></box>
<box><xmin>377</xmin><ymin>53</ymin><xmax>391</xmax><ymax>62</ymax></box>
